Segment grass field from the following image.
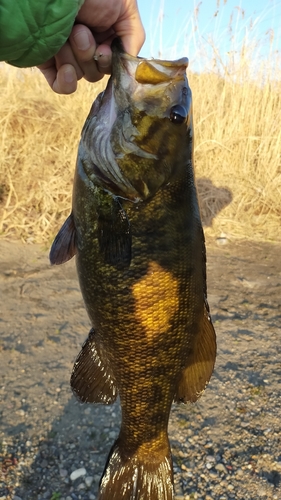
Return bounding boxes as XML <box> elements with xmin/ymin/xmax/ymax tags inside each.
<box><xmin>0</xmin><ymin>12</ymin><xmax>280</xmax><ymax>244</ymax></box>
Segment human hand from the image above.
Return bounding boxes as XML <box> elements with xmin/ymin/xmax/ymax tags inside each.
<box><xmin>38</xmin><ymin>0</ymin><xmax>145</xmax><ymax>94</ymax></box>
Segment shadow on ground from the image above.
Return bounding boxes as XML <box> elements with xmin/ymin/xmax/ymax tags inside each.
<box><xmin>196</xmin><ymin>177</ymin><xmax>233</xmax><ymax>227</ymax></box>
<box><xmin>0</xmin><ymin>238</ymin><xmax>281</xmax><ymax>499</ymax></box>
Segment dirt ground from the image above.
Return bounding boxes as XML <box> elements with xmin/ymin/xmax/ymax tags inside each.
<box><xmin>0</xmin><ymin>238</ymin><xmax>280</xmax><ymax>500</ymax></box>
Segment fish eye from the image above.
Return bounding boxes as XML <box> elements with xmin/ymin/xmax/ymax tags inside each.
<box><xmin>169</xmin><ymin>105</ymin><xmax>186</xmax><ymax>124</ymax></box>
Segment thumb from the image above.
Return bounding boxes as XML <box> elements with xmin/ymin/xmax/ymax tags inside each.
<box><xmin>114</xmin><ymin>5</ymin><xmax>145</xmax><ymax>56</ymax></box>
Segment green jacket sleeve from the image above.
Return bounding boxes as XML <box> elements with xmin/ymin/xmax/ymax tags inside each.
<box><xmin>0</xmin><ymin>0</ymin><xmax>85</xmax><ymax>67</ymax></box>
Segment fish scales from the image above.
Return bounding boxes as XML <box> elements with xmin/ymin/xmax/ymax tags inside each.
<box><xmin>50</xmin><ymin>38</ymin><xmax>216</xmax><ymax>500</ymax></box>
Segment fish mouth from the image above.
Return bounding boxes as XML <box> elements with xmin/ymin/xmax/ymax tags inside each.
<box><xmin>110</xmin><ymin>37</ymin><xmax>190</xmax><ymax>125</ymax></box>
<box><xmin>111</xmin><ymin>37</ymin><xmax>189</xmax><ymax>87</ymax></box>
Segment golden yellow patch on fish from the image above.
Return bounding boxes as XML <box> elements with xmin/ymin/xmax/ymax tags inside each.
<box><xmin>135</xmin><ymin>61</ymin><xmax>172</xmax><ymax>84</ymax></box>
<box><xmin>133</xmin><ymin>261</ymin><xmax>179</xmax><ymax>339</ymax></box>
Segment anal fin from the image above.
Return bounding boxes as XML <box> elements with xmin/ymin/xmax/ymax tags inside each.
<box><xmin>71</xmin><ymin>328</ymin><xmax>117</xmax><ymax>404</ymax></box>
<box><xmin>175</xmin><ymin>306</ymin><xmax>216</xmax><ymax>403</ymax></box>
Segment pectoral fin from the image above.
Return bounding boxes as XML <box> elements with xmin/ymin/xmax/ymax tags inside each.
<box><xmin>98</xmin><ymin>198</ymin><xmax>131</xmax><ymax>269</ymax></box>
<box><xmin>71</xmin><ymin>329</ymin><xmax>117</xmax><ymax>404</ymax></box>
<box><xmin>49</xmin><ymin>212</ymin><xmax>77</xmax><ymax>265</ymax></box>
<box><xmin>175</xmin><ymin>307</ymin><xmax>216</xmax><ymax>403</ymax></box>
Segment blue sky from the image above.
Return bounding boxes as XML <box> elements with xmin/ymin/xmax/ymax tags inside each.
<box><xmin>138</xmin><ymin>0</ymin><xmax>281</xmax><ymax>73</ymax></box>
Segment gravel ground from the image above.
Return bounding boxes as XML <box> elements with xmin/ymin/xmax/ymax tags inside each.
<box><xmin>0</xmin><ymin>238</ymin><xmax>280</xmax><ymax>500</ymax></box>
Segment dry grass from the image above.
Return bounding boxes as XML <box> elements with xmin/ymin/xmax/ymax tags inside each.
<box><xmin>0</xmin><ymin>11</ymin><xmax>280</xmax><ymax>243</ymax></box>
<box><xmin>190</xmin><ymin>69</ymin><xmax>281</xmax><ymax>242</ymax></box>
<box><xmin>0</xmin><ymin>68</ymin><xmax>104</xmax><ymax>244</ymax></box>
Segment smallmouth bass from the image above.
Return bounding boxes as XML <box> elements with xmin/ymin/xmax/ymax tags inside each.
<box><xmin>50</xmin><ymin>39</ymin><xmax>216</xmax><ymax>500</ymax></box>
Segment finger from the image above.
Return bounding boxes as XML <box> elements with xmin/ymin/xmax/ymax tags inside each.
<box><xmin>54</xmin><ymin>64</ymin><xmax>78</xmax><ymax>94</ymax></box>
<box><xmin>37</xmin><ymin>60</ymin><xmax>78</xmax><ymax>94</ymax></box>
<box><xmin>38</xmin><ymin>41</ymin><xmax>82</xmax><ymax>94</ymax></box>
<box><xmin>91</xmin><ymin>27</ymin><xmax>115</xmax><ymax>43</ymax></box>
<box><xmin>94</xmin><ymin>43</ymin><xmax>113</xmax><ymax>75</ymax></box>
<box><xmin>69</xmin><ymin>25</ymin><xmax>108</xmax><ymax>82</ymax></box>
<box><xmin>114</xmin><ymin>2</ymin><xmax>146</xmax><ymax>56</ymax></box>
<box><xmin>69</xmin><ymin>25</ymin><xmax>96</xmax><ymax>62</ymax></box>
<box><xmin>76</xmin><ymin>0</ymin><xmax>145</xmax><ymax>56</ymax></box>
<box><xmin>55</xmin><ymin>41</ymin><xmax>84</xmax><ymax>80</ymax></box>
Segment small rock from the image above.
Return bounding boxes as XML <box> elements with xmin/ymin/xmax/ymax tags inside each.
<box><xmin>70</xmin><ymin>467</ymin><xmax>87</xmax><ymax>481</ymax></box>
<box><xmin>40</xmin><ymin>459</ymin><xmax>48</xmax><ymax>468</ymax></box>
<box><xmin>174</xmin><ymin>482</ymin><xmax>183</xmax><ymax>495</ymax></box>
<box><xmin>215</xmin><ymin>463</ymin><xmax>228</xmax><ymax>474</ymax></box>
<box><xmin>13</xmin><ymin>496</ymin><xmax>23</xmax><ymax>500</ymax></box>
<box><xmin>77</xmin><ymin>482</ymin><xmax>85</xmax><ymax>490</ymax></box>
<box><xmin>209</xmin><ymin>472</ymin><xmax>217</xmax><ymax>479</ymax></box>
<box><xmin>216</xmin><ymin>234</ymin><xmax>228</xmax><ymax>245</ymax></box>
<box><xmin>85</xmin><ymin>475</ymin><xmax>94</xmax><ymax>487</ymax></box>
<box><xmin>60</xmin><ymin>468</ymin><xmax>68</xmax><ymax>477</ymax></box>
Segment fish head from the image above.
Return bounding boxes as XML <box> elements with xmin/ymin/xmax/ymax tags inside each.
<box><xmin>79</xmin><ymin>38</ymin><xmax>192</xmax><ymax>202</ymax></box>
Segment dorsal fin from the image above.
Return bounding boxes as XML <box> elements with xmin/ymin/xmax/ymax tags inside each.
<box><xmin>49</xmin><ymin>212</ymin><xmax>77</xmax><ymax>265</ymax></box>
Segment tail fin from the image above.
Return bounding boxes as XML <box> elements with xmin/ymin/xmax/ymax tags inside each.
<box><xmin>98</xmin><ymin>440</ymin><xmax>174</xmax><ymax>500</ymax></box>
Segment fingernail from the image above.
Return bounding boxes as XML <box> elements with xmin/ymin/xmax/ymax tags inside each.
<box><xmin>64</xmin><ymin>68</ymin><xmax>75</xmax><ymax>83</ymax></box>
<box><xmin>73</xmin><ymin>31</ymin><xmax>91</xmax><ymax>51</ymax></box>
<box><xmin>97</xmin><ymin>54</ymin><xmax>111</xmax><ymax>69</ymax></box>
